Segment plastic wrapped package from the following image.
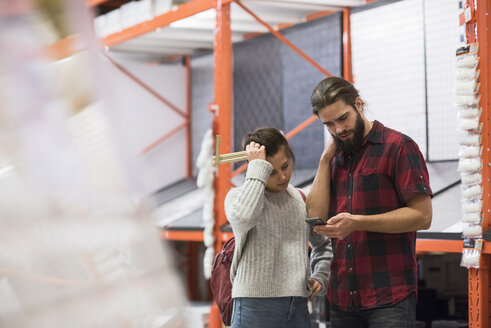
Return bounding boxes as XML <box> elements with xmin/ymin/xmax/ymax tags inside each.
<box><xmin>461</xmin><ymin>184</ymin><xmax>482</xmax><ymax>199</ymax></box>
<box><xmin>458</xmin><ymin>106</ymin><xmax>480</xmax><ymax>119</ymax></box>
<box><xmin>461</xmin><ymin>198</ymin><xmax>482</xmax><ymax>213</ymax></box>
<box><xmin>461</xmin><ymin>238</ymin><xmax>483</xmax><ymax>269</ymax></box>
<box><xmin>462</xmin><ymin>212</ymin><xmax>481</xmax><ymax>224</ymax></box>
<box><xmin>455</xmin><ymin>94</ymin><xmax>480</xmax><ymax>107</ymax></box>
<box><xmin>462</xmin><ymin>223</ymin><xmax>483</xmax><ymax>239</ymax></box>
<box><xmin>460</xmin><ymin>132</ymin><xmax>480</xmax><ymax>146</ymax></box>
<box><xmin>461</xmin><ymin>172</ymin><xmax>482</xmax><ymax>186</ymax></box>
<box><xmin>458</xmin><ymin>145</ymin><xmax>480</xmax><ymax>158</ymax></box>
<box><xmin>120</xmin><ymin>2</ymin><xmax>138</xmax><ymax>30</ymax></box>
<box><xmin>458</xmin><ymin>158</ymin><xmax>481</xmax><ymax>173</ymax></box>
<box><xmin>455</xmin><ymin>81</ymin><xmax>478</xmax><ymax>96</ymax></box>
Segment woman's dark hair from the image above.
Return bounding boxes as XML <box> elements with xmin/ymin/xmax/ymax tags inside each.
<box><xmin>311</xmin><ymin>76</ymin><xmax>364</xmax><ymax>115</ymax></box>
<box><xmin>242</xmin><ymin>127</ymin><xmax>295</xmax><ymax>165</ymax></box>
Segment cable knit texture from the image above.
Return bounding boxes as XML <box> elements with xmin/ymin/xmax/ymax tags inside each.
<box><xmin>225</xmin><ymin>159</ymin><xmax>332</xmax><ymax>298</ymax></box>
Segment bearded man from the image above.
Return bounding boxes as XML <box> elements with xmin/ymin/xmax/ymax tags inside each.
<box><xmin>306</xmin><ymin>76</ymin><xmax>433</xmax><ymax>328</ymax></box>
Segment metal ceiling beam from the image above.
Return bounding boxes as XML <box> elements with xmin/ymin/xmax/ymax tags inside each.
<box><xmin>244</xmin><ymin>0</ymin><xmax>340</xmax><ymax>11</ymax></box>
<box><xmin>142</xmin><ymin>28</ymin><xmax>244</xmax><ymax>43</ymax></box>
<box><xmin>184</xmin><ymin>5</ymin><xmax>308</xmax><ymax>24</ymax></box>
<box><xmin>104</xmin><ymin>0</ymin><xmax>234</xmax><ymax>46</ymax></box>
<box><xmin>110</xmin><ymin>44</ymin><xmax>196</xmax><ymax>55</ymax></box>
<box><xmin>170</xmin><ymin>19</ymin><xmax>269</xmax><ymax>33</ymax></box>
<box><xmin>249</xmin><ymin>0</ymin><xmax>365</xmax><ymax>6</ymax></box>
<box><xmin>118</xmin><ymin>38</ymin><xmax>213</xmax><ymax>49</ymax></box>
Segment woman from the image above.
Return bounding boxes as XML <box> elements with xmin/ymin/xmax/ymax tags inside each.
<box><xmin>225</xmin><ymin>127</ymin><xmax>332</xmax><ymax>328</ymax></box>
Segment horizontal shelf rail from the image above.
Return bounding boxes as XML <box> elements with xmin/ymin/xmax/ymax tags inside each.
<box><xmin>102</xmin><ymin>0</ymin><xmax>233</xmax><ymax>46</ymax></box>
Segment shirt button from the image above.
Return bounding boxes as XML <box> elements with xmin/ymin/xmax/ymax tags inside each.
<box><xmin>349</xmin><ymin>267</ymin><xmax>353</xmax><ymax>272</ymax></box>
<box><xmin>349</xmin><ymin>292</ymin><xmax>353</xmax><ymax>295</ymax></box>
<box><xmin>347</xmin><ymin>244</ymin><xmax>351</xmax><ymax>248</ymax></box>
<box><xmin>349</xmin><ymin>173</ymin><xmax>352</xmax><ymax>177</ymax></box>
<box><xmin>353</xmin><ymin>291</ymin><xmax>357</xmax><ymax>295</ymax></box>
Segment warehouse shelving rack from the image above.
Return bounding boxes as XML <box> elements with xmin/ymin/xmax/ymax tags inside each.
<box><xmin>86</xmin><ymin>0</ymin><xmax>491</xmax><ymax>327</ymax></box>
<box><xmin>461</xmin><ymin>1</ymin><xmax>491</xmax><ymax>327</ymax></box>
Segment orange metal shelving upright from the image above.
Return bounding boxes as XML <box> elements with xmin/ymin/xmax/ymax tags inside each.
<box><xmin>208</xmin><ymin>1</ymin><xmax>335</xmax><ymax>326</ymax></box>
<box><xmin>466</xmin><ymin>0</ymin><xmax>491</xmax><ymax>327</ymax></box>
<box><xmin>209</xmin><ymin>1</ymin><xmax>233</xmax><ymax>326</ymax></box>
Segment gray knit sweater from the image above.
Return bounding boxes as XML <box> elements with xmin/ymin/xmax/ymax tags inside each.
<box><xmin>225</xmin><ymin>159</ymin><xmax>332</xmax><ymax>298</ymax></box>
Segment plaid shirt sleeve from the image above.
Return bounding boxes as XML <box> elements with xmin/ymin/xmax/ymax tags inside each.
<box><xmin>393</xmin><ymin>136</ymin><xmax>433</xmax><ymax>203</ymax></box>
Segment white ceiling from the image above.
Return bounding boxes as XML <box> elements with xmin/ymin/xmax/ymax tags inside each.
<box><xmin>104</xmin><ymin>0</ymin><xmax>366</xmax><ymax>61</ymax></box>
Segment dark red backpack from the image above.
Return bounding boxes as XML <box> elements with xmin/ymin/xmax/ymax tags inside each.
<box><xmin>210</xmin><ymin>236</ymin><xmax>235</xmax><ymax>326</ymax></box>
<box><xmin>210</xmin><ymin>189</ymin><xmax>306</xmax><ymax>325</ymax></box>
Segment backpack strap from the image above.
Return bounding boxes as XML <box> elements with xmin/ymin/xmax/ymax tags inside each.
<box><xmin>297</xmin><ymin>188</ymin><xmax>306</xmax><ymax>202</ymax></box>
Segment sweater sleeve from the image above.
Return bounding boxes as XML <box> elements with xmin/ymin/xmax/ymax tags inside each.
<box><xmin>309</xmin><ymin>227</ymin><xmax>333</xmax><ymax>295</ymax></box>
<box><xmin>224</xmin><ymin>159</ymin><xmax>272</xmax><ymax>234</ymax></box>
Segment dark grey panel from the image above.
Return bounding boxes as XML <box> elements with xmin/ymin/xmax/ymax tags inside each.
<box><xmin>233</xmin><ymin>34</ymin><xmax>283</xmax><ymax>153</ymax></box>
<box><xmin>282</xmin><ymin>13</ymin><xmax>343</xmax><ymax>169</ymax></box>
<box><xmin>152</xmin><ymin>177</ymin><xmax>197</xmax><ymax>205</ymax></box>
<box><xmin>191</xmin><ymin>52</ymin><xmax>214</xmax><ymax>176</ymax></box>
<box><xmin>291</xmin><ymin>168</ymin><xmax>317</xmax><ymax>187</ymax></box>
<box><xmin>165</xmin><ymin>208</ymin><xmax>204</xmax><ymax>231</ymax></box>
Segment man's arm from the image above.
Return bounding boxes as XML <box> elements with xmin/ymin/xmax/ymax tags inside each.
<box><xmin>306</xmin><ymin>143</ymin><xmax>337</xmax><ymax>221</ymax></box>
<box><xmin>313</xmin><ymin>193</ymin><xmax>432</xmax><ymax>240</ymax></box>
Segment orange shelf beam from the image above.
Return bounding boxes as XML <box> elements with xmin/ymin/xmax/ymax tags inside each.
<box><xmin>103</xmin><ymin>0</ymin><xmax>233</xmax><ymax>46</ymax></box>
<box><xmin>284</xmin><ymin>115</ymin><xmax>318</xmax><ymax>140</ymax></box>
<box><xmin>139</xmin><ymin>121</ymin><xmax>188</xmax><ymax>155</ymax></box>
<box><xmin>416</xmin><ymin>239</ymin><xmax>463</xmax><ymax>254</ymax></box>
<box><xmin>45</xmin><ymin>35</ymin><xmax>81</xmax><ymax>61</ymax></box>
<box><xmin>306</xmin><ymin>10</ymin><xmax>335</xmax><ymax>22</ymax></box>
<box><xmin>86</xmin><ymin>0</ymin><xmax>109</xmax><ymax>7</ymax></box>
<box><xmin>160</xmin><ymin>230</ymin><xmax>204</xmax><ymax>242</ymax></box>
<box><xmin>416</xmin><ymin>239</ymin><xmax>491</xmax><ymax>255</ymax></box>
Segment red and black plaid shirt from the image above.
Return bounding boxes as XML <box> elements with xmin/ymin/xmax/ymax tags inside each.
<box><xmin>327</xmin><ymin>120</ymin><xmax>432</xmax><ymax>311</ymax></box>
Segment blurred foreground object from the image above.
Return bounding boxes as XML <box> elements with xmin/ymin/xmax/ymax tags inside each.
<box><xmin>0</xmin><ymin>0</ymin><xmax>186</xmax><ymax>327</ymax></box>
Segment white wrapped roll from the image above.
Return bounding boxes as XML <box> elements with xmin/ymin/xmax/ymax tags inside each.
<box><xmin>458</xmin><ymin>158</ymin><xmax>481</xmax><ymax>172</ymax></box>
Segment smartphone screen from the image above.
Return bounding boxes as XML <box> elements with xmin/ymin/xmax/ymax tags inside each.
<box><xmin>305</xmin><ymin>217</ymin><xmax>325</xmax><ymax>226</ymax></box>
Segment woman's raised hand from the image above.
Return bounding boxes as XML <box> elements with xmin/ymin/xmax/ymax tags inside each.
<box><xmin>246</xmin><ymin>141</ymin><xmax>266</xmax><ymax>162</ymax></box>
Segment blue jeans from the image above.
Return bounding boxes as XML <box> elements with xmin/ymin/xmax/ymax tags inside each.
<box><xmin>330</xmin><ymin>294</ymin><xmax>416</xmax><ymax>328</ymax></box>
<box><xmin>231</xmin><ymin>297</ymin><xmax>311</xmax><ymax>328</ymax></box>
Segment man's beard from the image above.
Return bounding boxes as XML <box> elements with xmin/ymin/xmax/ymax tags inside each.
<box><xmin>332</xmin><ymin>111</ymin><xmax>365</xmax><ymax>154</ymax></box>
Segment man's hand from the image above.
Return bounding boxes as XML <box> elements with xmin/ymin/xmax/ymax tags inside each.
<box><xmin>309</xmin><ymin>278</ymin><xmax>322</xmax><ymax>297</ymax></box>
<box><xmin>245</xmin><ymin>141</ymin><xmax>266</xmax><ymax>161</ymax></box>
<box><xmin>313</xmin><ymin>212</ymin><xmax>358</xmax><ymax>240</ymax></box>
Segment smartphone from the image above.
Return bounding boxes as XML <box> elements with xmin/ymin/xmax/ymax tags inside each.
<box><xmin>305</xmin><ymin>217</ymin><xmax>325</xmax><ymax>226</ymax></box>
